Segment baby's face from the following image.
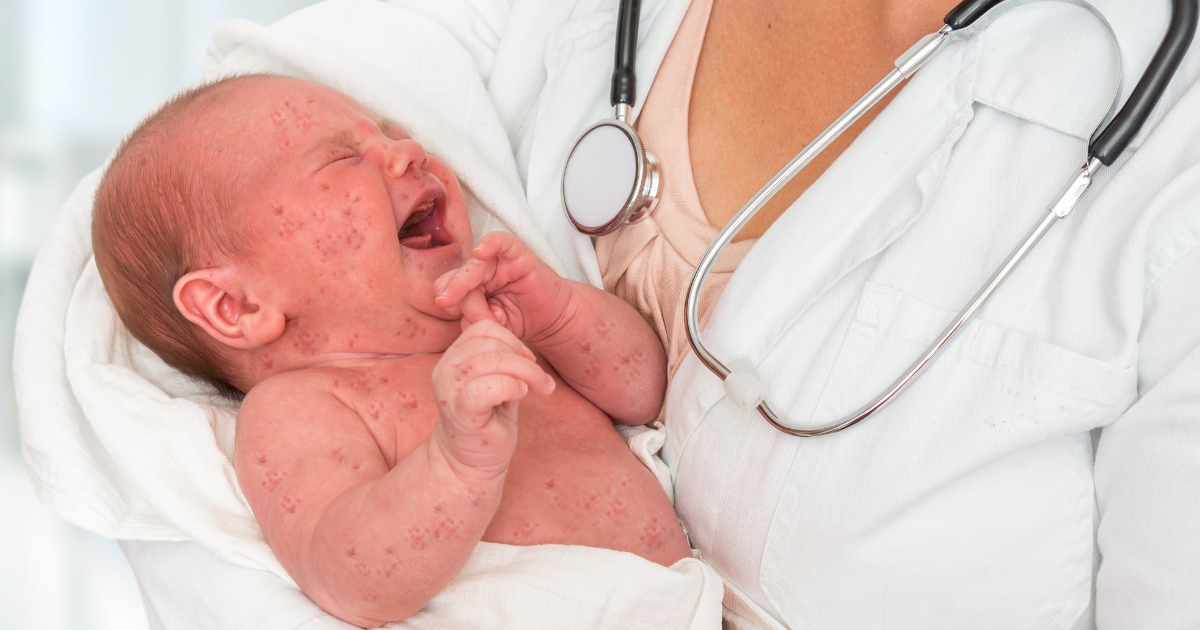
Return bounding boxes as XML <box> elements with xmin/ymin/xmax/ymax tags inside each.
<box><xmin>219</xmin><ymin>77</ymin><xmax>473</xmax><ymax>354</ymax></box>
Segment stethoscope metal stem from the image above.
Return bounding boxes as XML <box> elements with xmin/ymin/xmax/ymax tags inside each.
<box><xmin>752</xmin><ymin>158</ymin><xmax>1101</xmax><ymax>437</ymax></box>
<box><xmin>685</xmin><ymin>28</ymin><xmax>951</xmax><ymax>388</ymax></box>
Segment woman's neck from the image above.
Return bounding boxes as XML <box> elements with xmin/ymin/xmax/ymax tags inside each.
<box><xmin>689</xmin><ymin>0</ymin><xmax>962</xmax><ymax>241</ymax></box>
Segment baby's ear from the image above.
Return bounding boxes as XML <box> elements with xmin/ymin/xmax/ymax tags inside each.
<box><xmin>173</xmin><ymin>268</ymin><xmax>285</xmax><ymax>350</ymax></box>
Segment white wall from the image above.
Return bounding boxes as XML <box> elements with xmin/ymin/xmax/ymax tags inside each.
<box><xmin>0</xmin><ymin>1</ymin><xmax>319</xmax><ymax>627</ymax></box>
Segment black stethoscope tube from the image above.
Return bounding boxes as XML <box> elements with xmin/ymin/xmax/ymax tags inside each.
<box><xmin>944</xmin><ymin>0</ymin><xmax>1008</xmax><ymax>29</ymax></box>
<box><xmin>948</xmin><ymin>0</ymin><xmax>1198</xmax><ymax>166</ymax></box>
<box><xmin>1088</xmin><ymin>0</ymin><xmax>1197</xmax><ymax>165</ymax></box>
<box><xmin>612</xmin><ymin>0</ymin><xmax>642</xmax><ymax>107</ymax></box>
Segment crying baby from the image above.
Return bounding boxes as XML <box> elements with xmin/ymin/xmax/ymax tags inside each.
<box><xmin>90</xmin><ymin>75</ymin><xmax>715</xmax><ymax>627</ymax></box>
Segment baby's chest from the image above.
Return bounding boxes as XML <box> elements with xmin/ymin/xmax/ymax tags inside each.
<box><xmin>332</xmin><ymin>362</ymin><xmax>440</xmax><ymax>468</ymax></box>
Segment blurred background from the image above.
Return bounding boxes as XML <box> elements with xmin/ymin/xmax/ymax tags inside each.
<box><xmin>0</xmin><ymin>1</ymin><xmax>318</xmax><ymax>627</ymax></box>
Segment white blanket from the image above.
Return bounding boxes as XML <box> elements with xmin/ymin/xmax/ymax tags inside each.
<box><xmin>13</xmin><ymin>0</ymin><xmax>676</xmax><ymax>600</ymax></box>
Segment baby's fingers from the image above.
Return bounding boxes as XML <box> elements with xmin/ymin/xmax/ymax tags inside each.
<box><xmin>455</xmin><ymin>374</ymin><xmax>532</xmax><ymax>423</ymax></box>
<box><xmin>472</xmin><ymin>232</ymin><xmax>528</xmax><ymax>265</ymax></box>
<box><xmin>458</xmin><ymin>351</ymin><xmax>553</xmax><ymax>395</ymax></box>
<box><xmin>458</xmin><ymin>289</ymin><xmax>502</xmax><ymax>326</ymax></box>
<box><xmin>435</xmin><ymin>258</ymin><xmax>495</xmax><ymax>311</ymax></box>
<box><xmin>452</xmin><ymin>320</ymin><xmax>528</xmax><ymax>358</ymax></box>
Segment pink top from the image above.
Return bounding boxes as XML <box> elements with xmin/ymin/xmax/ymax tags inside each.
<box><xmin>595</xmin><ymin>0</ymin><xmax>757</xmax><ymax>381</ymax></box>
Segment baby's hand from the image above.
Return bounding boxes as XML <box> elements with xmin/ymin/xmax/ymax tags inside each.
<box><xmin>431</xmin><ymin>320</ymin><xmax>555</xmax><ymax>480</ymax></box>
<box><xmin>434</xmin><ymin>233</ymin><xmax>571</xmax><ymax>343</ymax></box>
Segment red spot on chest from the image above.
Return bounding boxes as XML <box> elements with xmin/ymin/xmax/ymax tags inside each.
<box><xmin>638</xmin><ymin>517</ymin><xmax>666</xmax><ymax>550</ymax></box>
<box><xmin>261</xmin><ymin>470</ymin><xmax>285</xmax><ymax>492</ymax></box>
<box><xmin>594</xmin><ymin>320</ymin><xmax>615</xmax><ymax>338</ymax></box>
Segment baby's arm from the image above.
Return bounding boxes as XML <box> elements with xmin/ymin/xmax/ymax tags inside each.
<box><xmin>435</xmin><ymin>232</ymin><xmax>666</xmax><ymax>424</ymax></box>
<box><xmin>235</xmin><ymin>321</ymin><xmax>552</xmax><ymax>627</ymax></box>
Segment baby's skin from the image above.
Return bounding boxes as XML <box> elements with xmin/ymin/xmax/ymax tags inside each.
<box><xmin>174</xmin><ymin>77</ymin><xmax>691</xmax><ymax>626</ymax></box>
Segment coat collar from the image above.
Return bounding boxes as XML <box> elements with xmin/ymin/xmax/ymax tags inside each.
<box><xmin>704</xmin><ymin>0</ymin><xmax>1134</xmax><ymax>362</ymax></box>
<box><xmin>527</xmin><ymin>0</ymin><xmax>1158</xmax><ymax>289</ymax></box>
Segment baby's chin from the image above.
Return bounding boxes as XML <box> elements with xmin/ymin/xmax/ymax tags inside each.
<box><xmin>400</xmin><ymin>239</ymin><xmax>464</xmax><ymax>284</ymax></box>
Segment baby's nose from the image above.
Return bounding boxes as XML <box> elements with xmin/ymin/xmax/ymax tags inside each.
<box><xmin>383</xmin><ymin>138</ymin><xmax>428</xmax><ymax>178</ymax></box>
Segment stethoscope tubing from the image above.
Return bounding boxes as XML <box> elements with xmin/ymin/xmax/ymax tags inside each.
<box><xmin>684</xmin><ymin>0</ymin><xmax>1198</xmax><ymax>436</ymax></box>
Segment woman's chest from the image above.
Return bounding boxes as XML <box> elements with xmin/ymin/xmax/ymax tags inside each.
<box><xmin>687</xmin><ymin>0</ymin><xmax>958</xmax><ymax>237</ymax></box>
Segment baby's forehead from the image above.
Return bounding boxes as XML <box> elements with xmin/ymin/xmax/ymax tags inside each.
<box><xmin>203</xmin><ymin>77</ymin><xmax>366</xmax><ymax>130</ymax></box>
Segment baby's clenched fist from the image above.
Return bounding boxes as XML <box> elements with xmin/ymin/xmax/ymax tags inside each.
<box><xmin>431</xmin><ymin>320</ymin><xmax>555</xmax><ymax>481</ymax></box>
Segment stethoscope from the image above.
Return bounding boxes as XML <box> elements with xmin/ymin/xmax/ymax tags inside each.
<box><xmin>562</xmin><ymin>0</ymin><xmax>1198</xmax><ymax>437</ymax></box>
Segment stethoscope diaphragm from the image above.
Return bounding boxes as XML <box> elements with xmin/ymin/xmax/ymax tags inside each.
<box><xmin>561</xmin><ymin>0</ymin><xmax>660</xmax><ymax>236</ymax></box>
<box><xmin>562</xmin><ymin>112</ymin><xmax>660</xmax><ymax>235</ymax></box>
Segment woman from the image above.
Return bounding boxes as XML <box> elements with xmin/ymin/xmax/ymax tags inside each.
<box><xmin>112</xmin><ymin>0</ymin><xmax>1200</xmax><ymax>627</ymax></box>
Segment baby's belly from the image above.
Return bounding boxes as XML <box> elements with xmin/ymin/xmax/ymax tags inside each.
<box><xmin>482</xmin><ymin>386</ymin><xmax>691</xmax><ymax>567</ymax></box>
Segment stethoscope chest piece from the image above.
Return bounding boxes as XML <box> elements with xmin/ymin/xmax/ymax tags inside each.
<box><xmin>562</xmin><ymin>113</ymin><xmax>661</xmax><ymax>236</ymax></box>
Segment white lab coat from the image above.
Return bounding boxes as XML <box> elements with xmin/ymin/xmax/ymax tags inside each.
<box><xmin>116</xmin><ymin>0</ymin><xmax>1200</xmax><ymax>628</ymax></box>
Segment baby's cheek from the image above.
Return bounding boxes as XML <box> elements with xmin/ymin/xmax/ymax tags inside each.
<box><xmin>267</xmin><ymin>193</ymin><xmax>377</xmax><ymax>261</ymax></box>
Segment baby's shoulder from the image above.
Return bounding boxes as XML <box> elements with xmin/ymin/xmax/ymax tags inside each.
<box><xmin>238</xmin><ymin>367</ymin><xmax>353</xmax><ymax>426</ymax></box>
<box><xmin>241</xmin><ymin>357</ymin><xmax>439</xmax><ymax>422</ymax></box>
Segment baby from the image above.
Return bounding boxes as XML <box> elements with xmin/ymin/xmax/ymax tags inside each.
<box><xmin>92</xmin><ymin>75</ymin><xmax>693</xmax><ymax>626</ymax></box>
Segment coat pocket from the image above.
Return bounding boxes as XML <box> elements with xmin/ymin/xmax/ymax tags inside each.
<box><xmin>810</xmin><ymin>281</ymin><xmax>1135</xmax><ymax>439</ymax></box>
<box><xmin>758</xmin><ymin>280</ymin><xmax>1136</xmax><ymax>630</ymax></box>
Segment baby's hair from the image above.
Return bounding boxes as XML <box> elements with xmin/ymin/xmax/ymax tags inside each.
<box><xmin>93</xmin><ymin>73</ymin><xmax>279</xmax><ymax>399</ymax></box>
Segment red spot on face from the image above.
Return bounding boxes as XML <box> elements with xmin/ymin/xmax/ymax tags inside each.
<box><xmin>293</xmin><ymin>330</ymin><xmax>320</xmax><ymax>356</ymax></box>
<box><xmin>256</xmin><ymin>455</ymin><xmax>267</xmax><ymax>466</ymax></box>
<box><xmin>280</xmin><ymin>495</ymin><xmax>299</xmax><ymax>514</ymax></box>
<box><xmin>545</xmin><ymin>479</ymin><xmax>556</xmax><ymax>490</ymax></box>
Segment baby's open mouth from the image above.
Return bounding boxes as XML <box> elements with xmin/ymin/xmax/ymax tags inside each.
<box><xmin>398</xmin><ymin>194</ymin><xmax>453</xmax><ymax>250</ymax></box>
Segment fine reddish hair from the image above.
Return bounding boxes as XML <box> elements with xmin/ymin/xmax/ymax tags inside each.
<box><xmin>93</xmin><ymin>75</ymin><xmax>271</xmax><ymax>399</ymax></box>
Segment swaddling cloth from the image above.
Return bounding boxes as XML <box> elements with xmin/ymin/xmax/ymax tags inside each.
<box><xmin>396</xmin><ymin>542</ymin><xmax>722</xmax><ymax>630</ymax></box>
